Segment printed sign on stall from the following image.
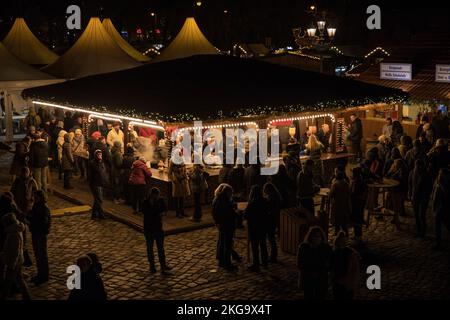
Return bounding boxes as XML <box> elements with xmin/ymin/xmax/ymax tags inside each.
<box><xmin>380</xmin><ymin>63</ymin><xmax>412</xmax><ymax>81</ymax></box>
<box><xmin>436</xmin><ymin>65</ymin><xmax>450</xmax><ymax>83</ymax></box>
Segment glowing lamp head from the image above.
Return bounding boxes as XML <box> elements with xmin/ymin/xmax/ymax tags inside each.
<box><xmin>317</xmin><ymin>20</ymin><xmax>326</xmax><ymax>31</ymax></box>
<box><xmin>327</xmin><ymin>27</ymin><xmax>336</xmax><ymax>38</ymax></box>
<box><xmin>307</xmin><ymin>28</ymin><xmax>317</xmax><ymax>37</ymax></box>
<box><xmin>196</xmin><ymin>1</ymin><xmax>202</xmax><ymax>6</ymax></box>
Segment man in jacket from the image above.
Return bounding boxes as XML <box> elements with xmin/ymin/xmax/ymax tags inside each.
<box><xmin>348</xmin><ymin>114</ymin><xmax>363</xmax><ymax>162</ymax></box>
<box><xmin>107</xmin><ymin>122</ymin><xmax>124</xmax><ymax>154</ymax></box>
<box><xmin>29</xmin><ymin>133</ymin><xmax>49</xmax><ymax>194</ymax></box>
<box><xmin>142</xmin><ymin>188</ymin><xmax>172</xmax><ymax>274</ymax></box>
<box><xmin>0</xmin><ymin>213</ymin><xmax>31</xmax><ymax>300</ymax></box>
<box><xmin>29</xmin><ymin>190</ymin><xmax>51</xmax><ymax>285</ymax></box>
<box><xmin>89</xmin><ymin>150</ymin><xmax>108</xmax><ymax>220</ymax></box>
<box><xmin>296</xmin><ymin>159</ymin><xmax>320</xmax><ymax>217</ymax></box>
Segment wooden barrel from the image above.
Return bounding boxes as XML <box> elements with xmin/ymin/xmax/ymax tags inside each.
<box><xmin>279</xmin><ymin>207</ymin><xmax>311</xmax><ymax>255</ymax></box>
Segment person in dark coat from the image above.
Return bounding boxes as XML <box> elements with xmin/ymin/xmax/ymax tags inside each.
<box><xmin>29</xmin><ymin>134</ymin><xmax>49</xmax><ymax>194</ymax></box>
<box><xmin>89</xmin><ymin>135</ymin><xmax>111</xmax><ymax>167</ymax></box>
<box><xmin>110</xmin><ymin>141</ymin><xmax>123</xmax><ymax>204</ymax></box>
<box><xmin>142</xmin><ymin>188</ymin><xmax>172</xmax><ymax>274</ymax></box>
<box><xmin>229</xmin><ymin>164</ymin><xmax>245</xmax><ymax>201</ymax></box>
<box><xmin>212</xmin><ymin>184</ymin><xmax>238</xmax><ymax>271</ymax></box>
<box><xmin>408</xmin><ymin>159</ymin><xmax>433</xmax><ymax>238</ymax></box>
<box><xmin>297</xmin><ymin>226</ymin><xmax>332</xmax><ymax>300</ymax></box>
<box><xmin>348</xmin><ymin>114</ymin><xmax>363</xmax><ymax>161</ymax></box>
<box><xmin>129</xmin><ymin>158</ymin><xmax>152</xmax><ymax>214</ymax></box>
<box><xmin>263</xmin><ymin>183</ymin><xmax>282</xmax><ymax>262</ymax></box>
<box><xmin>350</xmin><ymin>167</ymin><xmax>367</xmax><ymax>244</ymax></box>
<box><xmin>29</xmin><ymin>190</ymin><xmax>51</xmax><ymax>285</ymax></box>
<box><xmin>61</xmin><ymin>133</ymin><xmax>74</xmax><ymax>189</ymax></box>
<box><xmin>331</xmin><ymin>231</ymin><xmax>360</xmax><ymax>300</ymax></box>
<box><xmin>329</xmin><ymin>172</ymin><xmax>352</xmax><ymax>235</ymax></box>
<box><xmin>243</xmin><ymin>164</ymin><xmax>266</xmax><ymax>201</ymax></box>
<box><xmin>383</xmin><ymin>147</ymin><xmax>402</xmax><ymax>177</ymax></box>
<box><xmin>419</xmin><ymin>131</ymin><xmax>432</xmax><ymax>155</ymax></box>
<box><xmin>121</xmin><ymin>146</ymin><xmax>136</xmax><ymax>205</ymax></box>
<box><xmin>244</xmin><ymin>185</ymin><xmax>269</xmax><ymax>271</ymax></box>
<box><xmin>189</xmin><ymin>164</ymin><xmax>208</xmax><ymax>222</ymax></box>
<box><xmin>431</xmin><ymin>110</ymin><xmax>450</xmax><ymax>140</ymax></box>
<box><xmin>391</xmin><ymin>120</ymin><xmax>404</xmax><ymax>146</ymax></box>
<box><xmin>88</xmin><ymin>150</ymin><xmax>108</xmax><ymax>220</ymax></box>
<box><xmin>63</xmin><ymin>111</ymin><xmax>74</xmax><ymax>132</ymax></box>
<box><xmin>404</xmin><ymin>139</ymin><xmax>426</xmax><ymax>171</ymax></box>
<box><xmin>427</xmin><ymin>139</ymin><xmax>450</xmax><ymax>180</ymax></box>
<box><xmin>267</xmin><ymin>164</ymin><xmax>291</xmax><ymax>208</ymax></box>
<box><xmin>296</xmin><ymin>159</ymin><xmax>320</xmax><ymax>216</ymax></box>
<box><xmin>10</xmin><ymin>167</ymin><xmax>38</xmax><ymax>214</ymax></box>
<box><xmin>10</xmin><ymin>136</ymin><xmax>31</xmax><ymax>179</ymax></box>
<box><xmin>416</xmin><ymin>115</ymin><xmax>430</xmax><ymax>139</ymax></box>
<box><xmin>218</xmin><ymin>164</ymin><xmax>233</xmax><ymax>185</ymax></box>
<box><xmin>68</xmin><ymin>255</ymin><xmax>107</xmax><ymax>301</ymax></box>
<box><xmin>431</xmin><ymin>168</ymin><xmax>450</xmax><ymax>250</ymax></box>
<box><xmin>283</xmin><ymin>151</ymin><xmax>301</xmax><ymax>184</ymax></box>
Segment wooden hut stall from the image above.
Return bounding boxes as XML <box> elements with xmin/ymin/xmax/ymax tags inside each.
<box><xmin>24</xmin><ymin>54</ymin><xmax>406</xmax><ymax>213</ymax></box>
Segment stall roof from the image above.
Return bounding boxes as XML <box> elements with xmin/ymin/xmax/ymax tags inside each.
<box><xmin>0</xmin><ymin>42</ymin><xmax>55</xmax><ymax>81</ymax></box>
<box><xmin>102</xmin><ymin>18</ymin><xmax>150</xmax><ymax>63</ymax></box>
<box><xmin>356</xmin><ymin>32</ymin><xmax>450</xmax><ymax>102</ymax></box>
<box><xmin>23</xmin><ymin>54</ymin><xmax>406</xmax><ymax>121</ymax></box>
<box><xmin>43</xmin><ymin>17</ymin><xmax>141</xmax><ymax>79</ymax></box>
<box><xmin>153</xmin><ymin>17</ymin><xmax>220</xmax><ymax>63</ymax></box>
<box><xmin>2</xmin><ymin>18</ymin><xmax>59</xmax><ymax>66</ymax></box>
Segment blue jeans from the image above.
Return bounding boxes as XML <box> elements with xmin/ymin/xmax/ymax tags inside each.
<box><xmin>144</xmin><ymin>231</ymin><xmax>166</xmax><ymax>268</ymax></box>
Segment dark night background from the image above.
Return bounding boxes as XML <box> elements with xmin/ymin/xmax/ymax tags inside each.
<box><xmin>0</xmin><ymin>0</ymin><xmax>449</xmax><ymax>51</ymax></box>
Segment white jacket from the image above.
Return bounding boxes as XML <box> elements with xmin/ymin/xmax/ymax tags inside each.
<box><xmin>107</xmin><ymin>129</ymin><xmax>124</xmax><ymax>153</ymax></box>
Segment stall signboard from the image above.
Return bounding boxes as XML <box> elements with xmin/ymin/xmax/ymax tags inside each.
<box><xmin>380</xmin><ymin>63</ymin><xmax>412</xmax><ymax>81</ymax></box>
<box><xmin>436</xmin><ymin>65</ymin><xmax>450</xmax><ymax>83</ymax></box>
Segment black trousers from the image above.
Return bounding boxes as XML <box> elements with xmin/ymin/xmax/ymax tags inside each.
<box><xmin>91</xmin><ymin>185</ymin><xmax>105</xmax><ymax>218</ymax></box>
<box><xmin>31</xmin><ymin>233</ymin><xmax>49</xmax><ymax>281</ymax></box>
<box><xmin>217</xmin><ymin>231</ymin><xmax>233</xmax><ymax>267</ymax></box>
<box><xmin>303</xmin><ymin>273</ymin><xmax>328</xmax><ymax>300</ymax></box>
<box><xmin>352</xmin><ymin>140</ymin><xmax>362</xmax><ymax>160</ymax></box>
<box><xmin>267</xmin><ymin>230</ymin><xmax>278</xmax><ymax>260</ymax></box>
<box><xmin>63</xmin><ymin>170</ymin><xmax>72</xmax><ymax>188</ymax></box>
<box><xmin>144</xmin><ymin>231</ymin><xmax>166</xmax><ymax>268</ymax></box>
<box><xmin>130</xmin><ymin>185</ymin><xmax>147</xmax><ymax>212</ymax></box>
<box><xmin>193</xmin><ymin>192</ymin><xmax>202</xmax><ymax>220</ymax></box>
<box><xmin>174</xmin><ymin>197</ymin><xmax>185</xmax><ymax>216</ymax></box>
<box><xmin>250</xmin><ymin>235</ymin><xmax>268</xmax><ymax>266</ymax></box>
<box><xmin>299</xmin><ymin>198</ymin><xmax>315</xmax><ymax>216</ymax></box>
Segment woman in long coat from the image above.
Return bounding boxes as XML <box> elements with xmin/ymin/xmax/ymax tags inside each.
<box><xmin>168</xmin><ymin>159</ymin><xmax>190</xmax><ymax>218</ymax></box>
<box><xmin>10</xmin><ymin>136</ymin><xmax>31</xmax><ymax>179</ymax></box>
<box><xmin>329</xmin><ymin>172</ymin><xmax>352</xmax><ymax>235</ymax></box>
<box><xmin>61</xmin><ymin>133</ymin><xmax>74</xmax><ymax>189</ymax></box>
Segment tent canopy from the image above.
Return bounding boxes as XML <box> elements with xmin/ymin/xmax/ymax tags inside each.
<box><xmin>0</xmin><ymin>42</ymin><xmax>54</xmax><ymax>81</ymax></box>
<box><xmin>24</xmin><ymin>55</ymin><xmax>406</xmax><ymax>120</ymax></box>
<box><xmin>102</xmin><ymin>18</ymin><xmax>150</xmax><ymax>63</ymax></box>
<box><xmin>43</xmin><ymin>17</ymin><xmax>140</xmax><ymax>79</ymax></box>
<box><xmin>2</xmin><ymin>18</ymin><xmax>59</xmax><ymax>66</ymax></box>
<box><xmin>154</xmin><ymin>17</ymin><xmax>219</xmax><ymax>63</ymax></box>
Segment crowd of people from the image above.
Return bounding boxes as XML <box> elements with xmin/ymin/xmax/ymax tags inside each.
<box><xmin>1</xmin><ymin>106</ymin><xmax>449</xmax><ymax>300</ymax></box>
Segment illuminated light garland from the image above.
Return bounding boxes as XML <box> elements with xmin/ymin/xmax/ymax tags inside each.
<box><xmin>33</xmin><ymin>101</ymin><xmax>165</xmax><ymax>131</ymax></box>
<box><xmin>88</xmin><ymin>114</ymin><xmax>123</xmax><ymax>123</ymax></box>
<box><xmin>179</xmin><ymin>121</ymin><xmax>259</xmax><ymax>133</ymax></box>
<box><xmin>288</xmin><ymin>50</ymin><xmax>321</xmax><ymax>61</ymax></box>
<box><xmin>268</xmin><ymin>113</ymin><xmax>336</xmax><ymax>129</ymax></box>
<box><xmin>364</xmin><ymin>47</ymin><xmax>390</xmax><ymax>59</ymax></box>
<box><xmin>128</xmin><ymin>121</ymin><xmax>165</xmax><ymax>130</ymax></box>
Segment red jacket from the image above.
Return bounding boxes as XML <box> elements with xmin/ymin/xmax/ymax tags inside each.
<box><xmin>128</xmin><ymin>160</ymin><xmax>152</xmax><ymax>185</ymax></box>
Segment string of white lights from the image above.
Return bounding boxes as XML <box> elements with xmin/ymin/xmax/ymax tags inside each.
<box><xmin>267</xmin><ymin>113</ymin><xmax>336</xmax><ymax>128</ymax></box>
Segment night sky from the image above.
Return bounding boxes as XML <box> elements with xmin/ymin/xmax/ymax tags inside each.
<box><xmin>0</xmin><ymin>0</ymin><xmax>449</xmax><ymax>50</ymax></box>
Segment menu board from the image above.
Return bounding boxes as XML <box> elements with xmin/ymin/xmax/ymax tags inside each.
<box><xmin>380</xmin><ymin>63</ymin><xmax>412</xmax><ymax>81</ymax></box>
<box><xmin>436</xmin><ymin>65</ymin><xmax>450</xmax><ymax>83</ymax></box>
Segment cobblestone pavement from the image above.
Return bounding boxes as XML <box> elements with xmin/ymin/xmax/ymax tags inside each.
<box><xmin>1</xmin><ymin>151</ymin><xmax>450</xmax><ymax>300</ymax></box>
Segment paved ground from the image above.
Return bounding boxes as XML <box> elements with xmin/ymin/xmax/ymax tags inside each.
<box><xmin>1</xmin><ymin>149</ymin><xmax>450</xmax><ymax>300</ymax></box>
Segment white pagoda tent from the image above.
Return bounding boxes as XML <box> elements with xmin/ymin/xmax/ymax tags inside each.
<box><xmin>0</xmin><ymin>42</ymin><xmax>62</xmax><ymax>142</ymax></box>
<box><xmin>2</xmin><ymin>17</ymin><xmax>59</xmax><ymax>65</ymax></box>
<box><xmin>102</xmin><ymin>18</ymin><xmax>150</xmax><ymax>63</ymax></box>
<box><xmin>154</xmin><ymin>17</ymin><xmax>219</xmax><ymax>63</ymax></box>
<box><xmin>43</xmin><ymin>17</ymin><xmax>141</xmax><ymax>79</ymax></box>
